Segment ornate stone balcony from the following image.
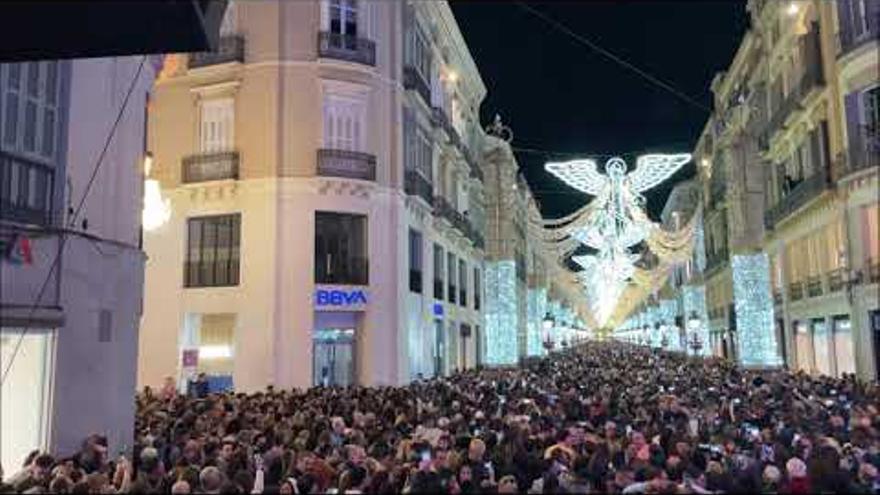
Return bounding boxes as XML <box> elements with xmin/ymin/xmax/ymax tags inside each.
<box><xmin>316</xmin><ymin>149</ymin><xmax>376</xmax><ymax>181</ymax></box>
<box><xmin>182</xmin><ymin>150</ymin><xmax>239</xmax><ymax>183</ymax></box>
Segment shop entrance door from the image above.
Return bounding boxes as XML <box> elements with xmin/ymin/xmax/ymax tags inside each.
<box><xmin>313</xmin><ymin>328</ymin><xmax>355</xmax><ymax>387</ymax></box>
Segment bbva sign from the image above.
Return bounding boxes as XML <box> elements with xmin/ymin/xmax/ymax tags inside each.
<box><xmin>315</xmin><ymin>289</ymin><xmax>368</xmax><ymax>307</ymax></box>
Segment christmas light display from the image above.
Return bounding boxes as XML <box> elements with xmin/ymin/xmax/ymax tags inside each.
<box><xmin>485</xmin><ymin>261</ymin><xmax>518</xmax><ymax>365</ymax></box>
<box><xmin>527</xmin><ymin>287</ymin><xmax>548</xmax><ymax>357</ymax></box>
<box><xmin>543</xmin><ymin>154</ymin><xmax>692</xmax><ymax>328</ymax></box>
<box><xmin>732</xmin><ymin>254</ymin><xmax>783</xmax><ymax>368</ymax></box>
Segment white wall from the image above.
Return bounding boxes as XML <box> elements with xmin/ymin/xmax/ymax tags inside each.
<box><xmin>48</xmin><ymin>55</ymin><xmax>155</xmax><ymax>457</ymax></box>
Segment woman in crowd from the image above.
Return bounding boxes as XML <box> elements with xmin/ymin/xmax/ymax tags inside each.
<box><xmin>2</xmin><ymin>341</ymin><xmax>878</xmax><ymax>494</ymax></box>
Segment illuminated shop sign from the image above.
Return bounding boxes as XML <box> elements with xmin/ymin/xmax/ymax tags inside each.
<box><xmin>315</xmin><ymin>288</ymin><xmax>367</xmax><ymax>307</ymax></box>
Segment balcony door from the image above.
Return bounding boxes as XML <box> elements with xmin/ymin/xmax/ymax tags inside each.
<box><xmin>199</xmin><ymin>97</ymin><xmax>234</xmax><ymax>153</ymax></box>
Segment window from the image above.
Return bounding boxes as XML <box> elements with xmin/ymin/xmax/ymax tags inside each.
<box><xmin>0</xmin><ymin>153</ymin><xmax>54</xmax><ymax>226</ymax></box>
<box><xmin>315</xmin><ymin>212</ymin><xmax>368</xmax><ymax>285</ymax></box>
<box><xmin>433</xmin><ymin>244</ymin><xmax>444</xmax><ymax>300</ymax></box>
<box><xmin>2</xmin><ymin>62</ymin><xmax>61</xmax><ymax>161</ymax></box>
<box><xmin>864</xmin><ymin>86</ymin><xmax>879</xmax><ymax>134</ymax></box>
<box><xmin>406</xmin><ymin>23</ymin><xmax>432</xmax><ymax>82</ymax></box>
<box><xmin>474</xmin><ymin>268</ymin><xmax>481</xmax><ymax>311</ymax></box>
<box><xmin>409</xmin><ymin>229</ymin><xmax>423</xmax><ymax>293</ymax></box>
<box><xmin>447</xmin><ymin>252</ymin><xmax>456</xmax><ymax>304</ymax></box>
<box><xmin>458</xmin><ymin>259</ymin><xmax>467</xmax><ymax>307</ymax></box>
<box><xmin>185</xmin><ymin>214</ymin><xmax>241</xmax><ymax>287</ymax></box>
<box><xmin>849</xmin><ymin>0</ymin><xmax>870</xmax><ymax>38</ymax></box>
<box><xmin>323</xmin><ymin>94</ymin><xmax>366</xmax><ymax>152</ymax></box>
<box><xmin>329</xmin><ymin>0</ymin><xmax>358</xmax><ymax>37</ymax></box>
<box><xmin>404</xmin><ymin>112</ymin><xmax>432</xmax><ymax>180</ymax></box>
<box><xmin>199</xmin><ymin>98</ymin><xmax>235</xmax><ymax>153</ymax></box>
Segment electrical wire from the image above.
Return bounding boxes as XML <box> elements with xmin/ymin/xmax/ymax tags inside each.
<box><xmin>1</xmin><ymin>56</ymin><xmax>148</xmax><ymax>386</ymax></box>
<box><xmin>514</xmin><ymin>2</ymin><xmax>712</xmax><ymax>114</ymax></box>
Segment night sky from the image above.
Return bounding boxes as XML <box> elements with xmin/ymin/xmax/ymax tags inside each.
<box><xmin>451</xmin><ymin>1</ymin><xmax>750</xmax><ymax>220</ymax></box>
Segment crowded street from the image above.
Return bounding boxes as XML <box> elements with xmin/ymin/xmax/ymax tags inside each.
<box><xmin>3</xmin><ymin>341</ymin><xmax>879</xmax><ymax>493</ymax></box>
<box><xmin>2</xmin><ymin>1</ymin><xmax>879</xmax><ymax>493</ymax></box>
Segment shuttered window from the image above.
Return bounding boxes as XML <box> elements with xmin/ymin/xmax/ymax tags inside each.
<box><xmin>199</xmin><ymin>98</ymin><xmax>235</xmax><ymax>153</ymax></box>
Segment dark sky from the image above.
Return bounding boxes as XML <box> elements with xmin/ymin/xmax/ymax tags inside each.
<box><xmin>450</xmin><ymin>1</ymin><xmax>750</xmax><ymax>220</ymax></box>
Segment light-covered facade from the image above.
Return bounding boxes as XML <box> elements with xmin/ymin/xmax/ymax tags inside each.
<box><xmin>138</xmin><ymin>0</ymin><xmax>488</xmax><ymax>392</ymax></box>
<box><xmin>482</xmin><ymin>119</ymin><xmax>591</xmax><ymax>365</ymax></box>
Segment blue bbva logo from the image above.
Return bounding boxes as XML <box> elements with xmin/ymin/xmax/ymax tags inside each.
<box><xmin>316</xmin><ymin>289</ymin><xmax>367</xmax><ymax>306</ymax></box>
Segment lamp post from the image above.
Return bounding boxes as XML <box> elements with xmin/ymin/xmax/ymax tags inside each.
<box><xmin>686</xmin><ymin>311</ymin><xmax>701</xmax><ymax>357</ymax></box>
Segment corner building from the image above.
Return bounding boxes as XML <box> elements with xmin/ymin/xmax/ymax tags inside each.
<box><xmin>138</xmin><ymin>0</ymin><xmax>488</xmax><ymax>391</ymax></box>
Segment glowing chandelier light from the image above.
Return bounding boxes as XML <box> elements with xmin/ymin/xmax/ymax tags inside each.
<box><xmin>543</xmin><ymin>154</ymin><xmax>692</xmax><ymax>328</ymax></box>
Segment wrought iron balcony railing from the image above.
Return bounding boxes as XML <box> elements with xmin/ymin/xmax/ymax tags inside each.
<box><xmin>189</xmin><ymin>35</ymin><xmax>245</xmax><ymax>68</ymax></box>
<box><xmin>404</xmin><ymin>170</ymin><xmax>433</xmax><ymax>206</ymax></box>
<box><xmin>764</xmin><ymin>168</ymin><xmax>829</xmax><ymax>229</ymax></box>
<box><xmin>318</xmin><ymin>32</ymin><xmax>376</xmax><ymax>66</ymax></box>
<box><xmin>316</xmin><ymin>149</ymin><xmax>376</xmax><ymax>181</ymax></box>
<box><xmin>403</xmin><ymin>66</ymin><xmax>431</xmax><ymax>104</ymax></box>
<box><xmin>789</xmin><ymin>281</ymin><xmax>804</xmax><ymax>302</ymax></box>
<box><xmin>182</xmin><ymin>151</ymin><xmax>239</xmax><ymax>183</ymax></box>
<box><xmin>806</xmin><ymin>275</ymin><xmax>824</xmax><ymax>298</ymax></box>
<box><xmin>826</xmin><ymin>268</ymin><xmax>845</xmax><ymax>293</ymax></box>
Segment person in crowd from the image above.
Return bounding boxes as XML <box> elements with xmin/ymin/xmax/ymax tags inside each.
<box><xmin>2</xmin><ymin>341</ymin><xmax>878</xmax><ymax>494</ymax></box>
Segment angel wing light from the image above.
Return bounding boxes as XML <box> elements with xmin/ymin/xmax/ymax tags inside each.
<box><xmin>544</xmin><ymin>153</ymin><xmax>692</xmax><ymax>328</ymax></box>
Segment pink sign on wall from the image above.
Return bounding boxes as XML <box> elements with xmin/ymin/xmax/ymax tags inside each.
<box><xmin>182</xmin><ymin>349</ymin><xmax>199</xmax><ymax>368</ymax></box>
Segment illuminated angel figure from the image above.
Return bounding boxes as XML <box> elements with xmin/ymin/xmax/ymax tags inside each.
<box><xmin>546</xmin><ymin>154</ymin><xmax>691</xmax><ymax>251</ymax></box>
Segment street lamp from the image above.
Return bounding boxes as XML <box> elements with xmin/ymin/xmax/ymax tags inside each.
<box><xmin>687</xmin><ymin>311</ymin><xmax>702</xmax><ymax>356</ymax></box>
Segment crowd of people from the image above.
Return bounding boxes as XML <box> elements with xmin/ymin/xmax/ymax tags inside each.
<box><xmin>3</xmin><ymin>341</ymin><xmax>879</xmax><ymax>494</ymax></box>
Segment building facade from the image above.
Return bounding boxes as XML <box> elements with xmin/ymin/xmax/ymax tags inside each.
<box><xmin>662</xmin><ymin>0</ymin><xmax>878</xmax><ymax>379</ymax></box>
<box><xmin>482</xmin><ymin>117</ymin><xmax>591</xmax><ymax>365</ymax></box>
<box><xmin>137</xmin><ymin>0</ymin><xmax>489</xmax><ymax>392</ymax></box>
<box><xmin>1</xmin><ymin>56</ymin><xmax>159</xmax><ymax>470</ymax></box>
